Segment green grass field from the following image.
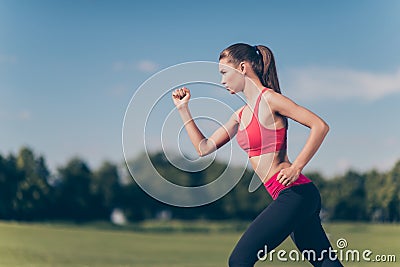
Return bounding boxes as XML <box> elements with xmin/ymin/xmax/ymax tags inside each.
<box><xmin>0</xmin><ymin>221</ymin><xmax>398</xmax><ymax>267</ymax></box>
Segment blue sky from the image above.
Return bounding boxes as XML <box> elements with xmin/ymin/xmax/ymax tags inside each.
<box><xmin>1</xmin><ymin>0</ymin><xmax>400</xmax><ymax>177</ymax></box>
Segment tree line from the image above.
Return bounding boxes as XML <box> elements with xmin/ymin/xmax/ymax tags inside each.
<box><xmin>0</xmin><ymin>147</ymin><xmax>399</xmax><ymax>222</ymax></box>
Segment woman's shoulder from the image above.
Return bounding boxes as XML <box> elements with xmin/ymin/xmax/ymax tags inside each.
<box><xmin>232</xmin><ymin>105</ymin><xmax>246</xmax><ymax>122</ymax></box>
<box><xmin>259</xmin><ymin>87</ymin><xmax>276</xmax><ymax>105</ymax></box>
<box><xmin>259</xmin><ymin>88</ymin><xmax>296</xmax><ymax>116</ymax></box>
<box><xmin>260</xmin><ymin>88</ymin><xmax>291</xmax><ymax>106</ymax></box>
<box><xmin>262</xmin><ymin>87</ymin><xmax>275</xmax><ymax>96</ymax></box>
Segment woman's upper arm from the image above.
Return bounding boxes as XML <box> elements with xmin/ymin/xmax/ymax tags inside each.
<box><xmin>206</xmin><ymin>109</ymin><xmax>240</xmax><ymax>151</ymax></box>
<box><xmin>266</xmin><ymin>91</ymin><xmax>329</xmax><ymax>129</ymax></box>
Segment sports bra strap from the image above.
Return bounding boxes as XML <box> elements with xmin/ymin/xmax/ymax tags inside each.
<box><xmin>253</xmin><ymin>88</ymin><xmax>270</xmax><ymax>119</ymax></box>
<box><xmin>238</xmin><ymin>88</ymin><xmax>270</xmax><ymax>119</ymax></box>
<box><xmin>238</xmin><ymin>105</ymin><xmax>246</xmax><ymax>119</ymax></box>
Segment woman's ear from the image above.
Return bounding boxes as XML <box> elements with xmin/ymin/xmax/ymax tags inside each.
<box><xmin>239</xmin><ymin>62</ymin><xmax>246</xmax><ymax>73</ymax></box>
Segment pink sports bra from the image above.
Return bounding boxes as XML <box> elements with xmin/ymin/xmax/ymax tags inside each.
<box><xmin>236</xmin><ymin>88</ymin><xmax>287</xmax><ymax>157</ymax></box>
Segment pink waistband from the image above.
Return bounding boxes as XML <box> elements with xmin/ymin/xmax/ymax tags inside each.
<box><xmin>264</xmin><ymin>171</ymin><xmax>312</xmax><ymax>200</ymax></box>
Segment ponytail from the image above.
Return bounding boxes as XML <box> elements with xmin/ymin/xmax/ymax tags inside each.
<box><xmin>254</xmin><ymin>45</ymin><xmax>281</xmax><ymax>94</ymax></box>
<box><xmin>254</xmin><ymin>45</ymin><xmax>288</xmax><ymax>128</ymax></box>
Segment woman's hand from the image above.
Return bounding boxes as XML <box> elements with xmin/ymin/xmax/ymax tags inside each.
<box><xmin>276</xmin><ymin>165</ymin><xmax>302</xmax><ymax>186</ymax></box>
<box><xmin>172</xmin><ymin>87</ymin><xmax>191</xmax><ymax>109</ymax></box>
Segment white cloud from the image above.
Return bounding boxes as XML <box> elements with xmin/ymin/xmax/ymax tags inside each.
<box><xmin>136</xmin><ymin>60</ymin><xmax>159</xmax><ymax>73</ymax></box>
<box><xmin>283</xmin><ymin>66</ymin><xmax>400</xmax><ymax>102</ymax></box>
<box><xmin>112</xmin><ymin>60</ymin><xmax>159</xmax><ymax>73</ymax></box>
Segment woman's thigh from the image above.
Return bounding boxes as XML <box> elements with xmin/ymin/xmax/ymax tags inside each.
<box><xmin>229</xmin><ymin>184</ymin><xmax>319</xmax><ymax>266</ymax></box>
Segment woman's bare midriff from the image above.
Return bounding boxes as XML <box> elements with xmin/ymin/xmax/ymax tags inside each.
<box><xmin>248</xmin><ymin>151</ymin><xmax>292</xmax><ymax>184</ymax></box>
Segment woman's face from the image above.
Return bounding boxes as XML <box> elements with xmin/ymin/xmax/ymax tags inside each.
<box><xmin>219</xmin><ymin>58</ymin><xmax>245</xmax><ymax>94</ymax></box>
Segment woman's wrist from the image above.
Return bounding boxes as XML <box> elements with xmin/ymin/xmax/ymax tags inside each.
<box><xmin>177</xmin><ymin>102</ymin><xmax>189</xmax><ymax>111</ymax></box>
<box><xmin>291</xmin><ymin>162</ymin><xmax>304</xmax><ymax>173</ymax></box>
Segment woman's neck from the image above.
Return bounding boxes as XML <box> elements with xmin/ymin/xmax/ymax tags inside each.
<box><xmin>242</xmin><ymin>78</ymin><xmax>265</xmax><ymax>106</ymax></box>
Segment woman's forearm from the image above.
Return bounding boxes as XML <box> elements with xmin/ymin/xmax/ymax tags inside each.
<box><xmin>292</xmin><ymin>121</ymin><xmax>329</xmax><ymax>171</ymax></box>
<box><xmin>177</xmin><ymin>104</ymin><xmax>211</xmax><ymax>156</ymax></box>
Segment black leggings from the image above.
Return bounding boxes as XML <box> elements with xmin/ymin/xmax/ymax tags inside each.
<box><xmin>228</xmin><ymin>182</ymin><xmax>343</xmax><ymax>267</ymax></box>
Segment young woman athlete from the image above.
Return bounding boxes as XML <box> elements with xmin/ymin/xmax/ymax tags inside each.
<box><xmin>172</xmin><ymin>43</ymin><xmax>343</xmax><ymax>267</ymax></box>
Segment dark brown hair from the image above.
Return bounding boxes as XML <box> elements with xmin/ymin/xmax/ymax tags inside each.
<box><xmin>219</xmin><ymin>43</ymin><xmax>281</xmax><ymax>94</ymax></box>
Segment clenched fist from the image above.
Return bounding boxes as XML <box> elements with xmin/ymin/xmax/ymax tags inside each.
<box><xmin>172</xmin><ymin>87</ymin><xmax>191</xmax><ymax>109</ymax></box>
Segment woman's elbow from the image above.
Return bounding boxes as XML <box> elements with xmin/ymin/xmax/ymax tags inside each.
<box><xmin>198</xmin><ymin>150</ymin><xmax>207</xmax><ymax>157</ymax></box>
<box><xmin>197</xmin><ymin>139</ymin><xmax>216</xmax><ymax>157</ymax></box>
<box><xmin>311</xmin><ymin>120</ymin><xmax>329</xmax><ymax>136</ymax></box>
<box><xmin>196</xmin><ymin>139</ymin><xmax>205</xmax><ymax>157</ymax></box>
<box><xmin>197</xmin><ymin>147</ymin><xmax>206</xmax><ymax>157</ymax></box>
<box><xmin>198</xmin><ymin>148</ymin><xmax>213</xmax><ymax>157</ymax></box>
<box><xmin>320</xmin><ymin>121</ymin><xmax>330</xmax><ymax>136</ymax></box>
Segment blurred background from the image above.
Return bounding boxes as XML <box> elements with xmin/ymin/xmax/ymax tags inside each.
<box><xmin>1</xmin><ymin>1</ymin><xmax>399</xmax><ymax>266</ymax></box>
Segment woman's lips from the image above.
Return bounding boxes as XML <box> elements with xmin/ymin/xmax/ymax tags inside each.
<box><xmin>225</xmin><ymin>87</ymin><xmax>234</xmax><ymax>94</ymax></box>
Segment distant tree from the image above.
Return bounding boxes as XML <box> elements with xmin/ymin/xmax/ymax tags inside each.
<box><xmin>323</xmin><ymin>170</ymin><xmax>367</xmax><ymax>221</ymax></box>
<box><xmin>54</xmin><ymin>157</ymin><xmax>94</xmax><ymax>221</ymax></box>
<box><xmin>365</xmin><ymin>169</ymin><xmax>386</xmax><ymax>222</ymax></box>
<box><xmin>198</xmin><ymin>160</ymin><xmax>235</xmax><ymax>220</ymax></box>
<box><xmin>0</xmin><ymin>154</ymin><xmax>22</xmax><ymax>219</ymax></box>
<box><xmin>91</xmin><ymin>161</ymin><xmax>122</xmax><ymax>219</ymax></box>
<box><xmin>122</xmin><ymin>152</ymin><xmax>168</xmax><ymax>221</ymax></box>
<box><xmin>120</xmin><ymin>181</ymin><xmax>161</xmax><ymax>221</ymax></box>
<box><xmin>304</xmin><ymin>171</ymin><xmax>327</xmax><ymax>191</ymax></box>
<box><xmin>12</xmin><ymin>147</ymin><xmax>52</xmax><ymax>220</ymax></box>
<box><xmin>219</xmin><ymin>169</ymin><xmax>270</xmax><ymax>220</ymax></box>
<box><xmin>380</xmin><ymin>161</ymin><xmax>400</xmax><ymax>221</ymax></box>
